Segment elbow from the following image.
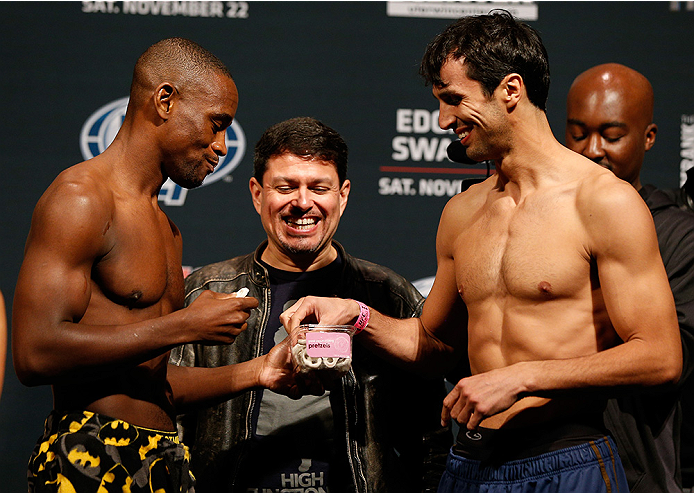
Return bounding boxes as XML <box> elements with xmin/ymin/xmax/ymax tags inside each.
<box><xmin>14</xmin><ymin>359</ymin><xmax>48</xmax><ymax>387</ymax></box>
<box><xmin>655</xmin><ymin>355</ymin><xmax>682</xmax><ymax>389</ymax></box>
<box><xmin>12</xmin><ymin>323</ymin><xmax>58</xmax><ymax>386</ymax></box>
<box><xmin>12</xmin><ymin>348</ymin><xmax>55</xmax><ymax>387</ymax></box>
<box><xmin>668</xmin><ymin>359</ymin><xmax>683</xmax><ymax>387</ymax></box>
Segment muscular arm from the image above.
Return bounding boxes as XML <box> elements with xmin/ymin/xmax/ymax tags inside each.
<box><xmin>12</xmin><ymin>174</ymin><xmax>255</xmax><ymax>386</ymax></box>
<box><xmin>580</xmin><ymin>179</ymin><xmax>682</xmax><ymax>387</ymax></box>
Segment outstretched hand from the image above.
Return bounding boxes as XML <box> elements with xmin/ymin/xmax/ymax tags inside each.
<box><xmin>280</xmin><ymin>296</ymin><xmax>359</xmax><ymax>332</ymax></box>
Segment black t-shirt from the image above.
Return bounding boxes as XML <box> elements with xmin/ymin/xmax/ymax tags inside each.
<box><xmin>236</xmin><ymin>254</ymin><xmax>346</xmax><ymax>493</ymax></box>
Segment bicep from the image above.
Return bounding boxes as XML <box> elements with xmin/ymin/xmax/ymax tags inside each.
<box><xmin>13</xmin><ymin>186</ymin><xmax>109</xmax><ymax>345</ymax></box>
<box><xmin>589</xmin><ymin>186</ymin><xmax>677</xmax><ymax>345</ymax></box>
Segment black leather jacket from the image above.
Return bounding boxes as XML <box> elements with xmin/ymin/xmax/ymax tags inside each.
<box><xmin>170</xmin><ymin>241</ymin><xmax>450</xmax><ymax>493</ymax></box>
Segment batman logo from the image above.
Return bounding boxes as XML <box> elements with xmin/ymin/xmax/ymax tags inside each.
<box><xmin>98</xmin><ymin>420</ymin><xmax>139</xmax><ymax>447</ymax></box>
<box><xmin>67</xmin><ymin>447</ymin><xmax>101</xmax><ymax>470</ymax></box>
<box><xmin>98</xmin><ymin>464</ymin><xmax>133</xmax><ymax>493</ymax></box>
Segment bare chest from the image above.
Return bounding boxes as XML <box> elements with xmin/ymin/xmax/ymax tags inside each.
<box><xmin>91</xmin><ymin>205</ymin><xmax>184</xmax><ymax>314</ymax></box>
<box><xmin>454</xmin><ymin>194</ymin><xmax>591</xmax><ymax>304</ymax></box>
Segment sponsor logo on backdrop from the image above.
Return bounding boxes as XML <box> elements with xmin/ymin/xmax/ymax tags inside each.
<box><xmin>379</xmin><ymin>108</ymin><xmax>489</xmax><ymax>197</ymax></box>
<box><xmin>80</xmin><ymin>96</ymin><xmax>246</xmax><ymax>206</ymax></box>
<box><xmin>681</xmin><ymin>114</ymin><xmax>694</xmax><ymax>185</ymax></box>
<box><xmin>670</xmin><ymin>2</ymin><xmax>694</xmax><ymax>11</ymax></box>
<box><xmin>81</xmin><ymin>1</ymin><xmax>249</xmax><ymax>18</ymax></box>
<box><xmin>386</xmin><ymin>1</ymin><xmax>538</xmax><ymax>20</ymax></box>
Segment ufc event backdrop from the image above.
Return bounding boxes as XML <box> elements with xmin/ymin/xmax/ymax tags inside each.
<box><xmin>1</xmin><ymin>1</ymin><xmax>693</xmax><ymax>489</ymax></box>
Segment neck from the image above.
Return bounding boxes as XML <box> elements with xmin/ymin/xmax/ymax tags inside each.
<box><xmin>491</xmin><ymin>109</ymin><xmax>566</xmax><ymax>194</ymax></box>
<box><xmin>104</xmin><ymin>122</ymin><xmax>167</xmax><ymax>197</ymax></box>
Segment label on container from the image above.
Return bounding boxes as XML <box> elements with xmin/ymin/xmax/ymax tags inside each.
<box><xmin>306</xmin><ymin>331</ymin><xmax>352</xmax><ymax>358</ymax></box>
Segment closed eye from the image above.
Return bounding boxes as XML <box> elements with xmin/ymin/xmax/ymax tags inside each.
<box><xmin>275</xmin><ymin>186</ymin><xmax>296</xmax><ymax>193</ymax></box>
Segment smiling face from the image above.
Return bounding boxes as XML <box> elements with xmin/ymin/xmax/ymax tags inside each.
<box><xmin>162</xmin><ymin>72</ymin><xmax>239</xmax><ymax>189</ymax></box>
<box><xmin>565</xmin><ymin>64</ymin><xmax>656</xmax><ymax>190</ymax></box>
<box><xmin>433</xmin><ymin>58</ymin><xmax>511</xmax><ymax>163</ymax></box>
<box><xmin>250</xmin><ymin>153</ymin><xmax>350</xmax><ymax>271</ymax></box>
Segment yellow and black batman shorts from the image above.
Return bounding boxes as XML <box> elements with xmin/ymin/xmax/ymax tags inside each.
<box><xmin>28</xmin><ymin>410</ymin><xmax>195</xmax><ymax>492</ymax></box>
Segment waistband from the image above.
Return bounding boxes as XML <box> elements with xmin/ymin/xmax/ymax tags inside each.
<box><xmin>454</xmin><ymin>417</ymin><xmax>608</xmax><ymax>461</ymax></box>
<box><xmin>46</xmin><ymin>410</ymin><xmax>180</xmax><ymax>444</ymax></box>
<box><xmin>446</xmin><ymin>436</ymin><xmax>618</xmax><ymax>482</ymax></box>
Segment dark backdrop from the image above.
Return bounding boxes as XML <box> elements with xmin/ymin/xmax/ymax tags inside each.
<box><xmin>1</xmin><ymin>2</ymin><xmax>693</xmax><ymax>490</ymax></box>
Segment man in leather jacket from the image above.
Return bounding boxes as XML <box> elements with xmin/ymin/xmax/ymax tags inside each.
<box><xmin>170</xmin><ymin>117</ymin><xmax>449</xmax><ymax>493</ymax></box>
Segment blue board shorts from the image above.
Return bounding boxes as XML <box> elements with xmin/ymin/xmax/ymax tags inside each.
<box><xmin>439</xmin><ymin>435</ymin><xmax>628</xmax><ymax>492</ymax></box>
<box><xmin>28</xmin><ymin>410</ymin><xmax>196</xmax><ymax>493</ymax></box>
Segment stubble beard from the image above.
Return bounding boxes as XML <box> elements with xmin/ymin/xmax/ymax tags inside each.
<box><xmin>169</xmin><ymin>159</ymin><xmax>207</xmax><ymax>190</ymax></box>
<box><xmin>277</xmin><ymin>230</ymin><xmax>327</xmax><ymax>256</ymax></box>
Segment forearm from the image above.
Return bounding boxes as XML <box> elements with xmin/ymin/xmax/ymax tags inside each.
<box><xmin>357</xmin><ymin>309</ymin><xmax>458</xmax><ymax>376</ymax></box>
<box><xmin>519</xmin><ymin>338</ymin><xmax>682</xmax><ymax>398</ymax></box>
<box><xmin>168</xmin><ymin>358</ymin><xmax>265</xmax><ymax>412</ymax></box>
<box><xmin>445</xmin><ymin>335</ymin><xmax>683</xmax><ymax>429</ymax></box>
<box><xmin>13</xmin><ymin>310</ymin><xmax>191</xmax><ymax>386</ymax></box>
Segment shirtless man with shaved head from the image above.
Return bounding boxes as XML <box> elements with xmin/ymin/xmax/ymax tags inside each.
<box><xmin>566</xmin><ymin>62</ymin><xmax>694</xmax><ymax>493</ymax></box>
<box><xmin>13</xmin><ymin>38</ymin><xmax>300</xmax><ymax>493</ymax></box>
<box><xmin>279</xmin><ymin>13</ymin><xmax>682</xmax><ymax>493</ymax></box>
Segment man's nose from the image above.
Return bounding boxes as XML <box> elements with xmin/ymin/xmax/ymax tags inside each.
<box><xmin>581</xmin><ymin>133</ymin><xmax>605</xmax><ymax>162</ymax></box>
<box><xmin>291</xmin><ymin>187</ymin><xmax>312</xmax><ymax>209</ymax></box>
<box><xmin>438</xmin><ymin>104</ymin><xmax>457</xmax><ymax>132</ymax></box>
<box><xmin>212</xmin><ymin>133</ymin><xmax>228</xmax><ymax>157</ymax></box>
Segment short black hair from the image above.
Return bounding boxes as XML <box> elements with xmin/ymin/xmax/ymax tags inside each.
<box><xmin>253</xmin><ymin>117</ymin><xmax>349</xmax><ymax>184</ymax></box>
<box><xmin>131</xmin><ymin>37</ymin><xmax>232</xmax><ymax>99</ymax></box>
<box><xmin>420</xmin><ymin>10</ymin><xmax>550</xmax><ymax>111</ymax></box>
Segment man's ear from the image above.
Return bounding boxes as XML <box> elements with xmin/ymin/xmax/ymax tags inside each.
<box><xmin>644</xmin><ymin>123</ymin><xmax>658</xmax><ymax>152</ymax></box>
<box><xmin>249</xmin><ymin>177</ymin><xmax>263</xmax><ymax>215</ymax></box>
<box><xmin>499</xmin><ymin>73</ymin><xmax>523</xmax><ymax>109</ymax></box>
<box><xmin>154</xmin><ymin>82</ymin><xmax>176</xmax><ymax>120</ymax></box>
<box><xmin>338</xmin><ymin>179</ymin><xmax>350</xmax><ymax>217</ymax></box>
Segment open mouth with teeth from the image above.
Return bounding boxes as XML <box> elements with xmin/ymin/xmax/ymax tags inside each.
<box><xmin>285</xmin><ymin>217</ymin><xmax>319</xmax><ymax>231</ymax></box>
<box><xmin>457</xmin><ymin>127</ymin><xmax>472</xmax><ymax>143</ymax></box>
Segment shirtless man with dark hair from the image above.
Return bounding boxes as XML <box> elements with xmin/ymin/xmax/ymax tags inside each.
<box><xmin>280</xmin><ymin>12</ymin><xmax>682</xmax><ymax>493</ymax></box>
<box><xmin>13</xmin><ymin>37</ymin><xmax>299</xmax><ymax>493</ymax></box>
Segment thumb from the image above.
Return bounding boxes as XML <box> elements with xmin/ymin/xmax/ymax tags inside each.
<box><xmin>213</xmin><ymin>287</ymin><xmax>249</xmax><ymax>299</ymax></box>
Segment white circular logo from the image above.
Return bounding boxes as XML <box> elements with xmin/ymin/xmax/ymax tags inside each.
<box><xmin>79</xmin><ymin>97</ymin><xmax>246</xmax><ymax>188</ymax></box>
<box><xmin>466</xmin><ymin>430</ymin><xmax>483</xmax><ymax>441</ymax></box>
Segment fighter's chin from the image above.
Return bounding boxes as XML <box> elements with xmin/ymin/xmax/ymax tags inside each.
<box><xmin>171</xmin><ymin>170</ymin><xmax>207</xmax><ymax>189</ymax></box>
<box><xmin>173</xmin><ymin>177</ymin><xmax>205</xmax><ymax>190</ymax></box>
<box><xmin>465</xmin><ymin>147</ymin><xmax>491</xmax><ymax>163</ymax></box>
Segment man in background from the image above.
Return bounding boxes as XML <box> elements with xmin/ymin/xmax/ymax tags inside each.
<box><xmin>170</xmin><ymin>116</ymin><xmax>448</xmax><ymax>493</ymax></box>
<box><xmin>566</xmin><ymin>62</ymin><xmax>694</xmax><ymax>492</ymax></box>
